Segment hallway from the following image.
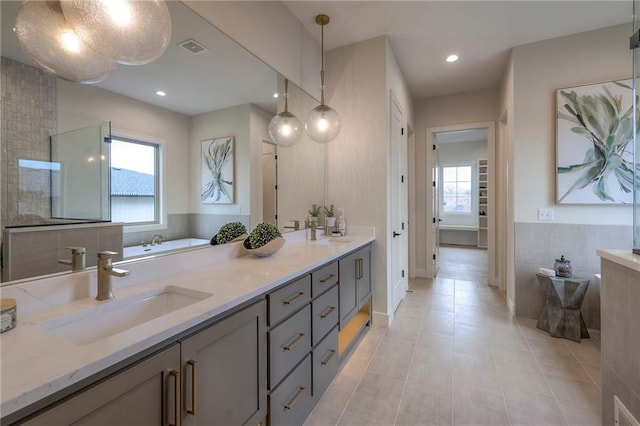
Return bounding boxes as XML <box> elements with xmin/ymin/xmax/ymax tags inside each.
<box><xmin>305</xmin><ymin>275</ymin><xmax>601</xmax><ymax>425</ymax></box>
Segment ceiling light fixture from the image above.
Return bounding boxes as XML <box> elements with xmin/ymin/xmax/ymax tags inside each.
<box><xmin>268</xmin><ymin>78</ymin><xmax>303</xmax><ymax>147</ymax></box>
<box><xmin>446</xmin><ymin>54</ymin><xmax>459</xmax><ymax>63</ymax></box>
<box><xmin>59</xmin><ymin>0</ymin><xmax>172</xmax><ymax>65</ymax></box>
<box><xmin>156</xmin><ymin>90</ymin><xmax>166</xmax><ymax>96</ymax></box>
<box><xmin>14</xmin><ymin>1</ymin><xmax>117</xmax><ymax>84</ymax></box>
<box><xmin>305</xmin><ymin>14</ymin><xmax>340</xmax><ymax>144</ymax></box>
<box><xmin>14</xmin><ymin>0</ymin><xmax>172</xmax><ymax>84</ymax></box>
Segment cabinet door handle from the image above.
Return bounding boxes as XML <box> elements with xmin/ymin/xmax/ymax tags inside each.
<box><xmin>284</xmin><ymin>386</ymin><xmax>306</xmax><ymax>410</ymax></box>
<box><xmin>283</xmin><ymin>333</ymin><xmax>305</xmax><ymax>351</ymax></box>
<box><xmin>320</xmin><ymin>349</ymin><xmax>336</xmax><ymax>366</ymax></box>
<box><xmin>283</xmin><ymin>292</ymin><xmax>305</xmax><ymax>305</ymax></box>
<box><xmin>186</xmin><ymin>360</ymin><xmax>197</xmax><ymax>416</ymax></box>
<box><xmin>320</xmin><ymin>306</ymin><xmax>336</xmax><ymax>319</ymax></box>
<box><xmin>166</xmin><ymin>369</ymin><xmax>179</xmax><ymax>426</ymax></box>
<box><xmin>356</xmin><ymin>258</ymin><xmax>363</xmax><ymax>279</ymax></box>
<box><xmin>320</xmin><ymin>273</ymin><xmax>335</xmax><ymax>283</ymax></box>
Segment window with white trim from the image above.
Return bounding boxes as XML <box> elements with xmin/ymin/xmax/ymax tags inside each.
<box><xmin>441</xmin><ymin>164</ymin><xmax>473</xmax><ymax>214</ymax></box>
<box><xmin>110</xmin><ymin>137</ymin><xmax>160</xmax><ymax>225</ymax></box>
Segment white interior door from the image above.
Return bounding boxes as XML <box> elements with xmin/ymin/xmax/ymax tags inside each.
<box><xmin>262</xmin><ymin>142</ymin><xmax>277</xmax><ymax>226</ymax></box>
<box><xmin>390</xmin><ymin>98</ymin><xmax>408</xmax><ymax>313</ymax></box>
<box><xmin>432</xmin><ymin>139</ymin><xmax>440</xmax><ymax>277</ymax></box>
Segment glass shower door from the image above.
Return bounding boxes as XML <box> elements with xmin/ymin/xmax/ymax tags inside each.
<box><xmin>50</xmin><ymin>121</ymin><xmax>111</xmax><ymax>221</ymax></box>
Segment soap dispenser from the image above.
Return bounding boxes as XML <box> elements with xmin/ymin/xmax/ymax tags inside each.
<box><xmin>336</xmin><ymin>208</ymin><xmax>346</xmax><ymax>236</ymax></box>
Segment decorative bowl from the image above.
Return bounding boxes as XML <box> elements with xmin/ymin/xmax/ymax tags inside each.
<box><xmin>210</xmin><ymin>233</ymin><xmax>247</xmax><ymax>245</ymax></box>
<box><xmin>242</xmin><ymin>236</ymin><xmax>285</xmax><ymax>257</ymax></box>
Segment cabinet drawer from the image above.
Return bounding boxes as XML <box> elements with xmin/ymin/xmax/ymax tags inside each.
<box><xmin>268</xmin><ymin>305</ymin><xmax>311</xmax><ymax>389</ymax></box>
<box><xmin>311</xmin><ymin>284</ymin><xmax>339</xmax><ymax>346</ymax></box>
<box><xmin>312</xmin><ymin>326</ymin><xmax>339</xmax><ymax>399</ymax></box>
<box><xmin>269</xmin><ymin>355</ymin><xmax>313</xmax><ymax>426</ymax></box>
<box><xmin>311</xmin><ymin>262</ymin><xmax>338</xmax><ymax>297</ymax></box>
<box><xmin>268</xmin><ymin>275</ymin><xmax>311</xmax><ymax>326</ymax></box>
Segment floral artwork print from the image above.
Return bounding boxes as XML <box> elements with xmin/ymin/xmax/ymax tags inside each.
<box><xmin>556</xmin><ymin>79</ymin><xmax>639</xmax><ymax>204</ymax></box>
<box><xmin>201</xmin><ymin>136</ymin><xmax>234</xmax><ymax>204</ymax></box>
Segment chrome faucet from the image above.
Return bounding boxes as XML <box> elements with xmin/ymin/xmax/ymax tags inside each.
<box><xmin>96</xmin><ymin>251</ymin><xmax>130</xmax><ymax>301</ymax></box>
<box><xmin>150</xmin><ymin>234</ymin><xmax>164</xmax><ymax>246</ymax></box>
<box><xmin>58</xmin><ymin>246</ymin><xmax>86</xmax><ymax>271</ymax></box>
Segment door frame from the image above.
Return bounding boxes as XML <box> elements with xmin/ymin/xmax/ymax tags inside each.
<box><xmin>425</xmin><ymin>121</ymin><xmax>496</xmax><ymax>285</ymax></box>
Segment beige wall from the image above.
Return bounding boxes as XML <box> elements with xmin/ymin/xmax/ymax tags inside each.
<box><xmin>511</xmin><ymin>23</ymin><xmax>631</xmax><ymax>225</ymax></box>
<box><xmin>183</xmin><ymin>1</ymin><xmax>321</xmax><ymax>101</ymax></box>
<box><xmin>326</xmin><ymin>35</ymin><xmax>413</xmax><ymax>325</ymax></box>
<box><xmin>413</xmin><ymin>89</ymin><xmax>499</xmax><ymax>275</ymax></box>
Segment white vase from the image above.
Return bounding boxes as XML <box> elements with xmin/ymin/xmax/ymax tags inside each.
<box><xmin>326</xmin><ymin>217</ymin><xmax>336</xmax><ymax>227</ymax></box>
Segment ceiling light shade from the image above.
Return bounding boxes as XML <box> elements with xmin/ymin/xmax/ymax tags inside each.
<box><xmin>269</xmin><ymin>79</ymin><xmax>303</xmax><ymax>147</ymax></box>
<box><xmin>305</xmin><ymin>14</ymin><xmax>340</xmax><ymax>144</ymax></box>
<box><xmin>60</xmin><ymin>0</ymin><xmax>172</xmax><ymax>65</ymax></box>
<box><xmin>305</xmin><ymin>104</ymin><xmax>341</xmax><ymax>144</ymax></box>
<box><xmin>14</xmin><ymin>1</ymin><xmax>117</xmax><ymax>84</ymax></box>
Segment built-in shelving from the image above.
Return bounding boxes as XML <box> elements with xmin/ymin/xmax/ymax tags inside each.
<box><xmin>477</xmin><ymin>159</ymin><xmax>488</xmax><ymax>248</ymax></box>
<box><xmin>338</xmin><ymin>301</ymin><xmax>370</xmax><ymax>355</ymax></box>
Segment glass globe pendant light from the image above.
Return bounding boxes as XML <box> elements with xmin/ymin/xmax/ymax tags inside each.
<box><xmin>60</xmin><ymin>0</ymin><xmax>172</xmax><ymax>65</ymax></box>
<box><xmin>14</xmin><ymin>1</ymin><xmax>117</xmax><ymax>84</ymax></box>
<box><xmin>305</xmin><ymin>14</ymin><xmax>341</xmax><ymax>144</ymax></box>
<box><xmin>268</xmin><ymin>79</ymin><xmax>303</xmax><ymax>147</ymax></box>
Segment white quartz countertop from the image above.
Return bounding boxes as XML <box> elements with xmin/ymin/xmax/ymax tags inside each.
<box><xmin>597</xmin><ymin>249</ymin><xmax>640</xmax><ymax>273</ymax></box>
<box><xmin>0</xmin><ymin>231</ymin><xmax>374</xmax><ymax>419</ymax></box>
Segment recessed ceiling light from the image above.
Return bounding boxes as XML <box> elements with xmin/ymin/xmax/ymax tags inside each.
<box><xmin>446</xmin><ymin>54</ymin><xmax>459</xmax><ymax>63</ymax></box>
<box><xmin>156</xmin><ymin>90</ymin><xmax>166</xmax><ymax>96</ymax></box>
<box><xmin>273</xmin><ymin>93</ymin><xmax>279</xmax><ymax>98</ymax></box>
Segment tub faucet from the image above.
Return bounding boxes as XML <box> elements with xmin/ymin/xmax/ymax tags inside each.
<box><xmin>58</xmin><ymin>246</ymin><xmax>86</xmax><ymax>271</ymax></box>
<box><xmin>96</xmin><ymin>251</ymin><xmax>130</xmax><ymax>301</ymax></box>
<box><xmin>150</xmin><ymin>234</ymin><xmax>164</xmax><ymax>246</ymax></box>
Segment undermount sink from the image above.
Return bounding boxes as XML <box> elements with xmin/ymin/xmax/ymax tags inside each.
<box><xmin>39</xmin><ymin>286</ymin><xmax>212</xmax><ymax>345</ymax></box>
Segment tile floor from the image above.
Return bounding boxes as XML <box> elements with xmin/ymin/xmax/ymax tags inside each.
<box><xmin>304</xmin><ymin>249</ymin><xmax>602</xmax><ymax>426</ymax></box>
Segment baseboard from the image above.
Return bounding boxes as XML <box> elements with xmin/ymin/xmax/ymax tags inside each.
<box><xmin>415</xmin><ymin>268</ymin><xmax>428</xmax><ymax>278</ymax></box>
<box><xmin>372</xmin><ymin>311</ymin><xmax>389</xmax><ymax>328</ymax></box>
<box><xmin>507</xmin><ymin>297</ymin><xmax>515</xmax><ymax>316</ymax></box>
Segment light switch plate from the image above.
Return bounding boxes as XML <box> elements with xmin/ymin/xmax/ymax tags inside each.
<box><xmin>538</xmin><ymin>208</ymin><xmax>554</xmax><ymax>221</ymax></box>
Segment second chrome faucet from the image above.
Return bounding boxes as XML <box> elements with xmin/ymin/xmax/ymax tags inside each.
<box><xmin>96</xmin><ymin>251</ymin><xmax>130</xmax><ymax>301</ymax></box>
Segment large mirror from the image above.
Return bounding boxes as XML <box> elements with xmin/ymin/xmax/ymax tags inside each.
<box><xmin>0</xmin><ymin>1</ymin><xmax>326</xmax><ymax>282</ymax></box>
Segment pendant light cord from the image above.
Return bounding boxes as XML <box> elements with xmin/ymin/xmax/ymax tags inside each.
<box><xmin>284</xmin><ymin>78</ymin><xmax>289</xmax><ymax>112</ymax></box>
<box><xmin>320</xmin><ymin>21</ymin><xmax>325</xmax><ymax>105</ymax></box>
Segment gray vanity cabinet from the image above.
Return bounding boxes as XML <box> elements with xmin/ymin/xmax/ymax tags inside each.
<box><xmin>180</xmin><ymin>300</ymin><xmax>266</xmax><ymax>426</ymax></box>
<box><xmin>338</xmin><ymin>246</ymin><xmax>371</xmax><ymax>328</ymax></box>
<box><xmin>22</xmin><ymin>344</ymin><xmax>181</xmax><ymax>426</ymax></box>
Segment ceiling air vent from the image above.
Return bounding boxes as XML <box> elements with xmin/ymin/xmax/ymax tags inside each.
<box><xmin>178</xmin><ymin>39</ymin><xmax>208</xmax><ymax>55</ymax></box>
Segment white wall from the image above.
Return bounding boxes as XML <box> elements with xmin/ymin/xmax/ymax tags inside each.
<box><xmin>182</xmin><ymin>1</ymin><xmax>321</xmax><ymax>101</ymax></box>
<box><xmin>249</xmin><ymin>104</ymin><xmax>272</xmax><ymax>228</ymax></box>
<box><xmin>512</xmin><ymin>23</ymin><xmax>631</xmax><ymax>225</ymax></box>
<box><xmin>57</xmin><ymin>81</ymin><xmax>191</xmax><ymax>216</ymax></box>
<box><xmin>326</xmin><ymin>35</ymin><xmax>413</xmax><ymax>326</ymax></box>
<box><xmin>413</xmin><ymin>89</ymin><xmax>499</xmax><ymax>274</ymax></box>
<box><xmin>190</xmin><ymin>104</ymin><xmax>252</xmax><ymax>217</ymax></box>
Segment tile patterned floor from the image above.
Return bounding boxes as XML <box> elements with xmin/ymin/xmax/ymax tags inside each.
<box><xmin>304</xmin><ymin>249</ymin><xmax>602</xmax><ymax>426</ymax></box>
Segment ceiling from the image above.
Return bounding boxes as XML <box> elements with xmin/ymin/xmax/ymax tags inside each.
<box><xmin>283</xmin><ymin>1</ymin><xmax>632</xmax><ymax>99</ymax></box>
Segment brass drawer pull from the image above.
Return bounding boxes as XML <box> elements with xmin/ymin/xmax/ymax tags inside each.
<box><xmin>283</xmin><ymin>292</ymin><xmax>305</xmax><ymax>305</ymax></box>
<box><xmin>319</xmin><ymin>273</ymin><xmax>335</xmax><ymax>283</ymax></box>
<box><xmin>320</xmin><ymin>349</ymin><xmax>336</xmax><ymax>366</ymax></box>
<box><xmin>166</xmin><ymin>369</ymin><xmax>179</xmax><ymax>426</ymax></box>
<box><xmin>357</xmin><ymin>258</ymin><xmax>364</xmax><ymax>279</ymax></box>
<box><xmin>319</xmin><ymin>306</ymin><xmax>336</xmax><ymax>319</ymax></box>
<box><xmin>186</xmin><ymin>359</ymin><xmax>197</xmax><ymax>415</ymax></box>
<box><xmin>283</xmin><ymin>333</ymin><xmax>305</xmax><ymax>351</ymax></box>
<box><xmin>284</xmin><ymin>386</ymin><xmax>306</xmax><ymax>410</ymax></box>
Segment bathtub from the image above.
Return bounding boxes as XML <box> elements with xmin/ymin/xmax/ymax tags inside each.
<box><xmin>123</xmin><ymin>238</ymin><xmax>210</xmax><ymax>259</ymax></box>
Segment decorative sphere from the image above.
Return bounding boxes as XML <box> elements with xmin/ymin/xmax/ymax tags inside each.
<box><xmin>14</xmin><ymin>1</ymin><xmax>117</xmax><ymax>83</ymax></box>
<box><xmin>305</xmin><ymin>104</ymin><xmax>341</xmax><ymax>144</ymax></box>
<box><xmin>268</xmin><ymin>111</ymin><xmax>303</xmax><ymax>147</ymax></box>
<box><xmin>60</xmin><ymin>0</ymin><xmax>172</xmax><ymax>65</ymax></box>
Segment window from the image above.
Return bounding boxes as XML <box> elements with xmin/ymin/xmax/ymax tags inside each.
<box><xmin>110</xmin><ymin>137</ymin><xmax>159</xmax><ymax>224</ymax></box>
<box><xmin>441</xmin><ymin>165</ymin><xmax>472</xmax><ymax>214</ymax></box>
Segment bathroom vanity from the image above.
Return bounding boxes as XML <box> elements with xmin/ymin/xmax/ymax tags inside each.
<box><xmin>0</xmin><ymin>230</ymin><xmax>374</xmax><ymax>425</ymax></box>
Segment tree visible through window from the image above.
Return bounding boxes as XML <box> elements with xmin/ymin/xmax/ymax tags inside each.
<box><xmin>110</xmin><ymin>137</ymin><xmax>159</xmax><ymax>224</ymax></box>
<box><xmin>442</xmin><ymin>165</ymin><xmax>472</xmax><ymax>213</ymax></box>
